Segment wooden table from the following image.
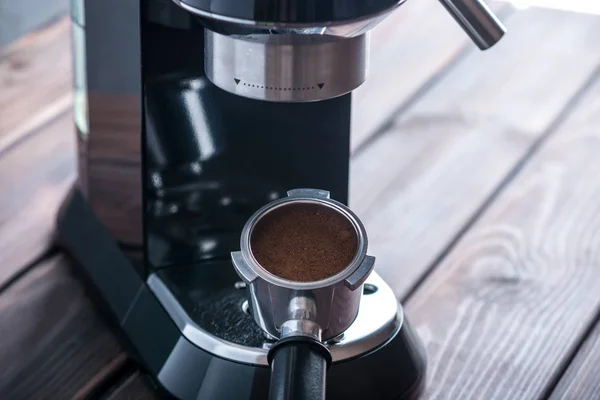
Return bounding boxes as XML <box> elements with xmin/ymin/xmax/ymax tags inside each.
<box><xmin>2</xmin><ymin>3</ymin><xmax>600</xmax><ymax>399</ymax></box>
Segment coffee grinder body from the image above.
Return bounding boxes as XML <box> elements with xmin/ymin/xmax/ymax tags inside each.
<box><xmin>58</xmin><ymin>1</ymin><xmax>504</xmax><ymax>398</ymax></box>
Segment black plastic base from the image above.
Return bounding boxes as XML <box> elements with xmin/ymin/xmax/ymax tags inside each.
<box><xmin>57</xmin><ymin>189</ymin><xmax>426</xmax><ymax>400</ymax></box>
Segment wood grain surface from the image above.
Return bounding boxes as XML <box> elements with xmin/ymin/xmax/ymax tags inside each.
<box><xmin>0</xmin><ymin>16</ymin><xmax>75</xmax><ymax>288</ymax></box>
<box><xmin>0</xmin><ymin>17</ymin><xmax>72</xmax><ymax>153</ymax></box>
<box><xmin>550</xmin><ymin>318</ymin><xmax>600</xmax><ymax>400</ymax></box>
<box><xmin>350</xmin><ymin>0</ymin><xmax>501</xmax><ymax>151</ymax></box>
<box><xmin>350</xmin><ymin>8</ymin><xmax>600</xmax><ymax>299</ymax></box>
<box><xmin>405</xmin><ymin>67</ymin><xmax>600</xmax><ymax>399</ymax></box>
<box><xmin>0</xmin><ymin>255</ymin><xmax>123</xmax><ymax>400</ymax></box>
<box><xmin>0</xmin><ymin>15</ymin><xmax>125</xmax><ymax>400</ymax></box>
<box><xmin>101</xmin><ymin>372</ymin><xmax>160</xmax><ymax>400</ymax></box>
<box><xmin>86</xmin><ymin>93</ymin><xmax>143</xmax><ymax>245</ymax></box>
<box><xmin>0</xmin><ymin>110</ymin><xmax>75</xmax><ymax>288</ymax></box>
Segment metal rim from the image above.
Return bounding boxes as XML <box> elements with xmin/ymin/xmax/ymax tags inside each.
<box><xmin>239</xmin><ymin>196</ymin><xmax>368</xmax><ymax>289</ymax></box>
<box><xmin>204</xmin><ymin>30</ymin><xmax>368</xmax><ymax>103</ymax></box>
<box><xmin>172</xmin><ymin>0</ymin><xmax>406</xmax><ymax>33</ymax></box>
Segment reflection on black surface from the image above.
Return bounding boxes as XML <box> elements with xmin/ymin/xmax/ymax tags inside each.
<box><xmin>143</xmin><ymin>80</ymin><xmax>352</xmax><ymax>268</ymax></box>
<box><xmin>76</xmin><ymin>1</ymin><xmax>352</xmax><ymax>275</ymax></box>
<box><xmin>143</xmin><ymin>22</ymin><xmax>351</xmax><ymax>269</ymax></box>
<box><xmin>158</xmin><ymin>261</ymin><xmax>268</xmax><ymax>346</ymax></box>
<box><xmin>146</xmin><ymin>75</ymin><xmax>223</xmax><ymax>172</ymax></box>
<box><xmin>147</xmin><ymin>178</ymin><xmax>284</xmax><ymax>267</ymax></box>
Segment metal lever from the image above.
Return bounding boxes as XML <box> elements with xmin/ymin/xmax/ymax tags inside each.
<box><xmin>439</xmin><ymin>0</ymin><xmax>506</xmax><ymax>50</ymax></box>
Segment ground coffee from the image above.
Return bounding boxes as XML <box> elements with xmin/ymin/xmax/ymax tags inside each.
<box><xmin>249</xmin><ymin>202</ymin><xmax>358</xmax><ymax>282</ymax></box>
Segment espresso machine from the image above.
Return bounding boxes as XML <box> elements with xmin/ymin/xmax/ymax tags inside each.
<box><xmin>58</xmin><ymin>0</ymin><xmax>505</xmax><ymax>398</ymax></box>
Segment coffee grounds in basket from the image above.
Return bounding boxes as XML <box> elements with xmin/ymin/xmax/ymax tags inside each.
<box><xmin>249</xmin><ymin>202</ymin><xmax>358</xmax><ymax>282</ymax></box>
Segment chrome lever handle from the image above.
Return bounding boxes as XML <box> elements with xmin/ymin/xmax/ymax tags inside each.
<box><xmin>439</xmin><ymin>0</ymin><xmax>507</xmax><ymax>50</ymax></box>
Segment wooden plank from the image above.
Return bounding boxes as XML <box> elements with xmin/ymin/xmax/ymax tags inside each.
<box><xmin>0</xmin><ymin>17</ymin><xmax>72</xmax><ymax>153</ymax></box>
<box><xmin>0</xmin><ymin>17</ymin><xmax>143</xmax><ymax>400</ymax></box>
<box><xmin>350</xmin><ymin>8</ymin><xmax>600</xmax><ymax>299</ymax></box>
<box><xmin>0</xmin><ymin>110</ymin><xmax>75</xmax><ymax>287</ymax></box>
<box><xmin>404</xmin><ymin>66</ymin><xmax>600</xmax><ymax>399</ymax></box>
<box><xmin>101</xmin><ymin>372</ymin><xmax>160</xmax><ymax>400</ymax></box>
<box><xmin>351</xmin><ymin>0</ymin><xmax>489</xmax><ymax>151</ymax></box>
<box><xmin>0</xmin><ymin>254</ymin><xmax>123</xmax><ymax>399</ymax></box>
<box><xmin>550</xmin><ymin>319</ymin><xmax>600</xmax><ymax>400</ymax></box>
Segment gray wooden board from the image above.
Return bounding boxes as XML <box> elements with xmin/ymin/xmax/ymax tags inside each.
<box><xmin>0</xmin><ymin>111</ymin><xmax>75</xmax><ymax>288</ymax></box>
<box><xmin>549</xmin><ymin>318</ymin><xmax>600</xmax><ymax>400</ymax></box>
<box><xmin>351</xmin><ymin>0</ymin><xmax>488</xmax><ymax>151</ymax></box>
<box><xmin>0</xmin><ymin>17</ymin><xmax>72</xmax><ymax>150</ymax></box>
<box><xmin>405</xmin><ymin>62</ymin><xmax>600</xmax><ymax>399</ymax></box>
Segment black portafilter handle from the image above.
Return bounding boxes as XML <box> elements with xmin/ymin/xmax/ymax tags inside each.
<box><xmin>267</xmin><ymin>336</ymin><xmax>332</xmax><ymax>400</ymax></box>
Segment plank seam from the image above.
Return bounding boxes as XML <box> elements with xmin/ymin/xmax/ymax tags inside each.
<box><xmin>541</xmin><ymin>308</ymin><xmax>600</xmax><ymax>400</ymax></box>
<box><xmin>351</xmin><ymin>4</ymin><xmax>515</xmax><ymax>158</ymax></box>
<box><xmin>351</xmin><ymin>44</ymin><xmax>472</xmax><ymax>157</ymax></box>
<box><xmin>0</xmin><ymin>246</ymin><xmax>60</xmax><ymax>295</ymax></box>
<box><xmin>400</xmin><ymin>62</ymin><xmax>600</xmax><ymax>304</ymax></box>
<box><xmin>541</xmin><ymin>274</ymin><xmax>600</xmax><ymax>397</ymax></box>
<box><xmin>0</xmin><ymin>93</ymin><xmax>73</xmax><ymax>158</ymax></box>
<box><xmin>72</xmin><ymin>353</ymin><xmax>135</xmax><ymax>400</ymax></box>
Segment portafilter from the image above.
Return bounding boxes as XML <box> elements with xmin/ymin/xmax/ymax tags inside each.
<box><xmin>231</xmin><ymin>188</ymin><xmax>375</xmax><ymax>400</ymax></box>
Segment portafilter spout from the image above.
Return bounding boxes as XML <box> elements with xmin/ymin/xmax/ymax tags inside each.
<box><xmin>231</xmin><ymin>189</ymin><xmax>376</xmax><ymax>400</ymax></box>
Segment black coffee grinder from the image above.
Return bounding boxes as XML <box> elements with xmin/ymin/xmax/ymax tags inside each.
<box><xmin>58</xmin><ymin>1</ymin><xmax>505</xmax><ymax>399</ymax></box>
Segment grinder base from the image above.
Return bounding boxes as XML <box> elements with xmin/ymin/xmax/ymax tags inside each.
<box><xmin>327</xmin><ymin>316</ymin><xmax>426</xmax><ymax>400</ymax></box>
<box><xmin>145</xmin><ymin>265</ymin><xmax>427</xmax><ymax>399</ymax></box>
<box><xmin>57</xmin><ymin>190</ymin><xmax>427</xmax><ymax>399</ymax></box>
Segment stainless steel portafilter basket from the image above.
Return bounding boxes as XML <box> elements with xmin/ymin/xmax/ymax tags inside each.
<box><xmin>231</xmin><ymin>188</ymin><xmax>376</xmax><ymax>400</ymax></box>
<box><xmin>231</xmin><ymin>188</ymin><xmax>375</xmax><ymax>342</ymax></box>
